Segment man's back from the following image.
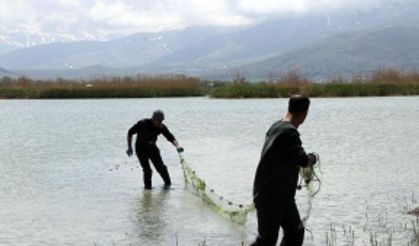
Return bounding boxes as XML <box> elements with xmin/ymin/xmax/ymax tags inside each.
<box><xmin>128</xmin><ymin>118</ymin><xmax>175</xmax><ymax>148</ymax></box>
<box><xmin>253</xmin><ymin>120</ymin><xmax>308</xmax><ymax>202</ymax></box>
<box><xmin>250</xmin><ymin>95</ymin><xmax>313</xmax><ymax>246</ymax></box>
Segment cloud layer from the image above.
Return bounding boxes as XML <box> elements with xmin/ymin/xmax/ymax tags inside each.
<box><xmin>0</xmin><ymin>0</ymin><xmax>397</xmax><ymax>40</ymax></box>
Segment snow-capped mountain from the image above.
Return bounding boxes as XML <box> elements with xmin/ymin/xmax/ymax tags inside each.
<box><xmin>0</xmin><ymin>30</ymin><xmax>120</xmax><ymax>56</ymax></box>
<box><xmin>1</xmin><ymin>0</ymin><xmax>419</xmax><ymax>79</ymax></box>
<box><xmin>0</xmin><ymin>26</ymin><xmax>235</xmax><ymax>70</ymax></box>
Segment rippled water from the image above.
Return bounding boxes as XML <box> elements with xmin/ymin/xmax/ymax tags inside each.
<box><xmin>0</xmin><ymin>97</ymin><xmax>418</xmax><ymax>245</ymax></box>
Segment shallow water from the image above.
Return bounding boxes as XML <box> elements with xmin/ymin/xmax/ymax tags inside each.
<box><xmin>0</xmin><ymin>97</ymin><xmax>418</xmax><ymax>245</ymax></box>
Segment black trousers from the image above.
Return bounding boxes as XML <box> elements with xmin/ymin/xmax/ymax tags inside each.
<box><xmin>136</xmin><ymin>146</ymin><xmax>171</xmax><ymax>187</ymax></box>
<box><xmin>250</xmin><ymin>198</ymin><xmax>305</xmax><ymax>246</ymax></box>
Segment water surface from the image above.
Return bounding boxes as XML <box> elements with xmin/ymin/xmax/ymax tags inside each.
<box><xmin>0</xmin><ymin>97</ymin><xmax>418</xmax><ymax>245</ymax></box>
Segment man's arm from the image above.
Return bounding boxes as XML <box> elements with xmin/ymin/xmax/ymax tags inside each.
<box><xmin>126</xmin><ymin>134</ymin><xmax>133</xmax><ymax>156</ymax></box>
<box><xmin>162</xmin><ymin>125</ymin><xmax>184</xmax><ymax>152</ymax></box>
<box><xmin>126</xmin><ymin>122</ymin><xmax>140</xmax><ymax>156</ymax></box>
<box><xmin>287</xmin><ymin>129</ymin><xmax>316</xmax><ymax>167</ymax></box>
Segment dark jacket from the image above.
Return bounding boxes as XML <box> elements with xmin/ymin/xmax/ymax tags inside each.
<box><xmin>253</xmin><ymin>120</ymin><xmax>310</xmax><ymax>203</ymax></box>
<box><xmin>128</xmin><ymin>118</ymin><xmax>175</xmax><ymax>150</ymax></box>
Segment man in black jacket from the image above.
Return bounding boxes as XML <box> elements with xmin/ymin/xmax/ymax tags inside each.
<box><xmin>126</xmin><ymin>110</ymin><xmax>183</xmax><ymax>189</ymax></box>
<box><xmin>250</xmin><ymin>95</ymin><xmax>317</xmax><ymax>246</ymax></box>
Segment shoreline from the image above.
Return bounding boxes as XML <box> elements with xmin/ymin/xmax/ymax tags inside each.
<box><xmin>209</xmin><ymin>82</ymin><xmax>419</xmax><ymax>98</ymax></box>
<box><xmin>2</xmin><ymin>83</ymin><xmax>419</xmax><ymax>99</ymax></box>
<box><xmin>1</xmin><ymin>92</ymin><xmax>419</xmax><ymax>99</ymax></box>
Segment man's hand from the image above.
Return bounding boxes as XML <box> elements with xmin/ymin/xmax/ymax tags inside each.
<box><xmin>126</xmin><ymin>148</ymin><xmax>133</xmax><ymax>157</ymax></box>
<box><xmin>177</xmin><ymin>147</ymin><xmax>184</xmax><ymax>153</ymax></box>
<box><xmin>308</xmin><ymin>153</ymin><xmax>317</xmax><ymax>166</ymax></box>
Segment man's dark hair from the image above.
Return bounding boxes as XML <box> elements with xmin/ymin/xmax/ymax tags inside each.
<box><xmin>288</xmin><ymin>94</ymin><xmax>310</xmax><ymax>113</ymax></box>
<box><xmin>152</xmin><ymin>110</ymin><xmax>165</xmax><ymax>121</ymax></box>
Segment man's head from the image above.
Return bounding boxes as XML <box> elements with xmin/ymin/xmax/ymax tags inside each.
<box><xmin>152</xmin><ymin>110</ymin><xmax>165</xmax><ymax>128</ymax></box>
<box><xmin>287</xmin><ymin>94</ymin><xmax>310</xmax><ymax>127</ymax></box>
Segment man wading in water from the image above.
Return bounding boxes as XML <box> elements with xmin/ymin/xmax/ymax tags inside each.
<box><xmin>126</xmin><ymin>110</ymin><xmax>183</xmax><ymax>190</ymax></box>
<box><xmin>250</xmin><ymin>94</ymin><xmax>317</xmax><ymax>246</ymax></box>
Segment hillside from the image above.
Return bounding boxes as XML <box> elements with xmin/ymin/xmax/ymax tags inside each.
<box><xmin>233</xmin><ymin>26</ymin><xmax>419</xmax><ymax>81</ymax></box>
<box><xmin>147</xmin><ymin>0</ymin><xmax>419</xmax><ymax>71</ymax></box>
<box><xmin>0</xmin><ymin>67</ymin><xmax>16</xmax><ymax>77</ymax></box>
<box><xmin>0</xmin><ymin>26</ymin><xmax>234</xmax><ymax>70</ymax></box>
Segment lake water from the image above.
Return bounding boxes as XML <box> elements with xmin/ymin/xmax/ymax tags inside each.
<box><xmin>0</xmin><ymin>97</ymin><xmax>418</xmax><ymax>245</ymax></box>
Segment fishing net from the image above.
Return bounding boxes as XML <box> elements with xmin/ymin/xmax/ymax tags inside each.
<box><xmin>178</xmin><ymin>154</ymin><xmax>255</xmax><ymax>225</ymax></box>
<box><xmin>298</xmin><ymin>152</ymin><xmax>322</xmax><ymax>225</ymax></box>
<box><xmin>178</xmin><ymin>153</ymin><xmax>322</xmax><ymax>225</ymax></box>
<box><xmin>109</xmin><ymin>152</ymin><xmax>321</xmax><ymax>225</ymax></box>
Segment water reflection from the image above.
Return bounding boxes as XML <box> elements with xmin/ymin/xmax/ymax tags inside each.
<box><xmin>133</xmin><ymin>189</ymin><xmax>170</xmax><ymax>243</ymax></box>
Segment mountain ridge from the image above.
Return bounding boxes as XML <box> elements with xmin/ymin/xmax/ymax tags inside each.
<box><xmin>0</xmin><ymin>66</ymin><xmax>17</xmax><ymax>77</ymax></box>
<box><xmin>232</xmin><ymin>25</ymin><xmax>419</xmax><ymax>81</ymax></box>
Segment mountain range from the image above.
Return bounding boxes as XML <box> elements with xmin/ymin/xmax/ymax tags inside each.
<box><xmin>1</xmin><ymin>0</ymin><xmax>419</xmax><ymax>81</ymax></box>
<box><xmin>0</xmin><ymin>67</ymin><xmax>15</xmax><ymax>77</ymax></box>
<box><xmin>230</xmin><ymin>25</ymin><xmax>419</xmax><ymax>81</ymax></box>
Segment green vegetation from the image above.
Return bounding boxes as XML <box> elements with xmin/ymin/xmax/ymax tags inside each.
<box><xmin>0</xmin><ymin>75</ymin><xmax>204</xmax><ymax>99</ymax></box>
<box><xmin>2</xmin><ymin>69</ymin><xmax>419</xmax><ymax>99</ymax></box>
<box><xmin>211</xmin><ymin>69</ymin><xmax>419</xmax><ymax>98</ymax></box>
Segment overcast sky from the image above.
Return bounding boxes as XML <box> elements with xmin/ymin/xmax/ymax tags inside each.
<box><xmin>0</xmin><ymin>0</ymin><xmax>397</xmax><ymax>39</ymax></box>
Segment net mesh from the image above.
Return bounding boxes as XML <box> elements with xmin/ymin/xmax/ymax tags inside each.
<box><xmin>179</xmin><ymin>154</ymin><xmax>254</xmax><ymax>225</ymax></box>
<box><xmin>107</xmin><ymin>152</ymin><xmax>321</xmax><ymax>226</ymax></box>
<box><xmin>178</xmin><ymin>153</ymin><xmax>321</xmax><ymax>225</ymax></box>
<box><xmin>298</xmin><ymin>152</ymin><xmax>322</xmax><ymax>225</ymax></box>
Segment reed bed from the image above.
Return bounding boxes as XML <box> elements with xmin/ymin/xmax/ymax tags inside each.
<box><xmin>0</xmin><ymin>75</ymin><xmax>204</xmax><ymax>99</ymax></box>
<box><xmin>2</xmin><ymin>69</ymin><xmax>419</xmax><ymax>99</ymax></box>
<box><xmin>210</xmin><ymin>69</ymin><xmax>419</xmax><ymax>98</ymax></box>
